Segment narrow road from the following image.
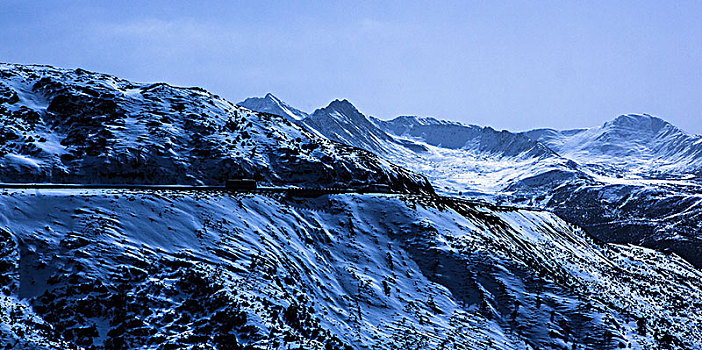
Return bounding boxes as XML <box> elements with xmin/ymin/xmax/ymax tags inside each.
<box><xmin>0</xmin><ymin>183</ymin><xmax>538</xmax><ymax>211</ymax></box>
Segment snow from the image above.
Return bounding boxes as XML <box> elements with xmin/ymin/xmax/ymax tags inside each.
<box><xmin>241</xmin><ymin>93</ymin><xmax>702</xmax><ymax>273</ymax></box>
<box><xmin>2</xmin><ymin>63</ymin><xmax>702</xmax><ymax>349</ymax></box>
<box><xmin>524</xmin><ymin>114</ymin><xmax>702</xmax><ymax>178</ymax></box>
<box><xmin>3</xmin><ymin>154</ymin><xmax>42</xmax><ymax>169</ymax></box>
<box><xmin>1</xmin><ymin>189</ymin><xmax>701</xmax><ymax>348</ymax></box>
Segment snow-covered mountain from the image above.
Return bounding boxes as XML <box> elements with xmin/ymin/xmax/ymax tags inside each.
<box><xmin>240</xmin><ymin>95</ymin><xmax>590</xmax><ymax>197</ymax></box>
<box><xmin>523</xmin><ymin>114</ymin><xmax>702</xmax><ymax>178</ymax></box>
<box><xmin>2</xmin><ymin>64</ymin><xmax>702</xmax><ymax>349</ymax></box>
<box><xmin>518</xmin><ymin>114</ymin><xmax>702</xmax><ymax>266</ymax></box>
<box><xmin>0</xmin><ymin>64</ymin><xmax>432</xmax><ymax>194</ymax></box>
<box><xmin>304</xmin><ymin>99</ymin><xmax>400</xmax><ymax>153</ymax></box>
<box><xmin>241</xmin><ymin>95</ymin><xmax>702</xmax><ymax>270</ymax></box>
<box><xmin>372</xmin><ymin>115</ymin><xmax>591</xmax><ymax>196</ymax></box>
<box><xmin>241</xmin><ymin>95</ymin><xmax>402</xmax><ymax>154</ymax></box>
<box><xmin>376</xmin><ymin>115</ymin><xmax>554</xmax><ymax>158</ymax></box>
<box><xmin>238</xmin><ymin>93</ymin><xmax>308</xmax><ymax>122</ymax></box>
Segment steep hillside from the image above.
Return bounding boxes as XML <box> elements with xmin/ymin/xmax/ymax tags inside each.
<box><xmin>528</xmin><ymin>176</ymin><xmax>702</xmax><ymax>267</ymax></box>
<box><xmin>0</xmin><ymin>64</ymin><xmax>432</xmax><ymax>194</ymax></box>
<box><xmin>1</xmin><ymin>189</ymin><xmax>701</xmax><ymax>349</ymax></box>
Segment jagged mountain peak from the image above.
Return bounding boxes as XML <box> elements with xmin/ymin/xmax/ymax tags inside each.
<box><xmin>312</xmin><ymin>98</ymin><xmax>364</xmax><ymax>119</ymax></box>
<box><xmin>304</xmin><ymin>98</ymin><xmax>399</xmax><ymax>153</ymax></box>
<box><xmin>327</xmin><ymin>98</ymin><xmax>353</xmax><ymax>107</ymax></box>
<box><xmin>239</xmin><ymin>94</ymin><xmax>396</xmax><ymax>152</ymax></box>
<box><xmin>260</xmin><ymin>92</ymin><xmax>285</xmax><ymax>105</ymax></box>
<box><xmin>238</xmin><ymin>93</ymin><xmax>308</xmax><ymax>121</ymax></box>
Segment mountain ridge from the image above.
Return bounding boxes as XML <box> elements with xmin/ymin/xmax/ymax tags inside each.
<box><xmin>522</xmin><ymin>113</ymin><xmax>702</xmax><ymax>177</ymax></box>
<box><xmin>238</xmin><ymin>93</ymin><xmax>309</xmax><ymax>122</ymax></box>
<box><xmin>239</xmin><ymin>94</ymin><xmax>702</xmax><ymax>269</ymax></box>
<box><xmin>239</xmin><ymin>93</ymin><xmax>588</xmax><ymax>195</ymax></box>
<box><xmin>0</xmin><ymin>64</ymin><xmax>433</xmax><ymax>194</ymax></box>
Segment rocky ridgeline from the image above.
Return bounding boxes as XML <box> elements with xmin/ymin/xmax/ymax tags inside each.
<box><xmin>0</xmin><ymin>64</ymin><xmax>433</xmax><ymax>194</ymax></box>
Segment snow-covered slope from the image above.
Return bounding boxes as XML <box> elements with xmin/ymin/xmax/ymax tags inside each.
<box><xmin>524</xmin><ymin>114</ymin><xmax>702</xmax><ymax>178</ymax></box>
<box><xmin>0</xmin><ymin>64</ymin><xmax>432</xmax><ymax>193</ymax></box>
<box><xmin>2</xmin><ymin>189</ymin><xmax>701</xmax><ymax>349</ymax></box>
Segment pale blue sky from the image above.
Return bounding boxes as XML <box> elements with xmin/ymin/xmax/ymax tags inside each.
<box><xmin>2</xmin><ymin>1</ymin><xmax>701</xmax><ymax>133</ymax></box>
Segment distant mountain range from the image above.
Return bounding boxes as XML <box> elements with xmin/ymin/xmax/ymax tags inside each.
<box><xmin>241</xmin><ymin>93</ymin><xmax>702</xmax><ymax>184</ymax></box>
<box><xmin>524</xmin><ymin>113</ymin><xmax>702</xmax><ymax>178</ymax></box>
<box><xmin>240</xmin><ymin>94</ymin><xmax>702</xmax><ymax>268</ymax></box>
<box><xmin>238</xmin><ymin>93</ymin><xmax>308</xmax><ymax>121</ymax></box>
